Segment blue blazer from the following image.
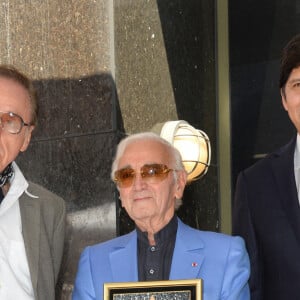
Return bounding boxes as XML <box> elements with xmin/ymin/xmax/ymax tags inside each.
<box><xmin>233</xmin><ymin>137</ymin><xmax>300</xmax><ymax>300</ymax></box>
<box><xmin>73</xmin><ymin>218</ymin><xmax>250</xmax><ymax>300</ymax></box>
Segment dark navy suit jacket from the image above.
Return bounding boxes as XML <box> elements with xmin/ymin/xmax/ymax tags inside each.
<box><xmin>233</xmin><ymin>136</ymin><xmax>300</xmax><ymax>300</ymax></box>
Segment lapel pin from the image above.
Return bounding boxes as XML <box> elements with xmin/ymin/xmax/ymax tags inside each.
<box><xmin>192</xmin><ymin>262</ymin><xmax>198</xmax><ymax>267</ymax></box>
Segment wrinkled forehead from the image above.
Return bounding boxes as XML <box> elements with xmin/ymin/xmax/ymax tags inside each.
<box><xmin>0</xmin><ymin>77</ymin><xmax>32</xmax><ymax>119</ymax></box>
<box><xmin>118</xmin><ymin>139</ymin><xmax>171</xmax><ymax>169</ymax></box>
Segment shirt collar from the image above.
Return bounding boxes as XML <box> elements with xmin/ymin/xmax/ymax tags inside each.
<box><xmin>295</xmin><ymin>134</ymin><xmax>300</xmax><ymax>170</ymax></box>
<box><xmin>0</xmin><ymin>162</ymin><xmax>28</xmax><ymax>214</ymax></box>
<box><xmin>136</xmin><ymin>215</ymin><xmax>178</xmax><ymax>246</ymax></box>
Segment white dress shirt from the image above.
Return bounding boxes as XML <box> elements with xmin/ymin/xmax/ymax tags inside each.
<box><xmin>0</xmin><ymin>162</ymin><xmax>35</xmax><ymax>299</ymax></box>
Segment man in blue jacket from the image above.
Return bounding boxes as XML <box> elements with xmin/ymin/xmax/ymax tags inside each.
<box><xmin>73</xmin><ymin>132</ymin><xmax>250</xmax><ymax>300</ymax></box>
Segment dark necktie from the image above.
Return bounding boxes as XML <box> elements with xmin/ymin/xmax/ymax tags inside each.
<box><xmin>0</xmin><ymin>188</ymin><xmax>4</xmax><ymax>204</ymax></box>
<box><xmin>0</xmin><ymin>163</ymin><xmax>14</xmax><ymax>205</ymax></box>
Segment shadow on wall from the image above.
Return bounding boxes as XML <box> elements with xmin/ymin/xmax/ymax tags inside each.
<box><xmin>157</xmin><ymin>0</ymin><xmax>219</xmax><ymax>232</ymax></box>
<box><xmin>16</xmin><ymin>73</ymin><xmax>124</xmax><ymax>299</ymax></box>
<box><xmin>117</xmin><ymin>0</ymin><xmax>219</xmax><ymax>236</ymax></box>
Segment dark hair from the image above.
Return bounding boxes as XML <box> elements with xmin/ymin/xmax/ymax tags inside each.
<box><xmin>279</xmin><ymin>34</ymin><xmax>300</xmax><ymax>91</ymax></box>
<box><xmin>0</xmin><ymin>65</ymin><xmax>38</xmax><ymax>126</ymax></box>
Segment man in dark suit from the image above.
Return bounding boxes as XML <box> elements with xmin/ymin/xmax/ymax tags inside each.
<box><xmin>233</xmin><ymin>34</ymin><xmax>300</xmax><ymax>300</ymax></box>
<box><xmin>0</xmin><ymin>65</ymin><xmax>65</xmax><ymax>299</ymax></box>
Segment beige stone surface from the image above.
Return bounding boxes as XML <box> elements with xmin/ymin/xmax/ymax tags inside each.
<box><xmin>114</xmin><ymin>0</ymin><xmax>178</xmax><ymax>133</ymax></box>
<box><xmin>0</xmin><ymin>0</ymin><xmax>111</xmax><ymax>80</ymax></box>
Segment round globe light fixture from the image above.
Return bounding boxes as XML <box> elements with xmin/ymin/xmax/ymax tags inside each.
<box><xmin>158</xmin><ymin>120</ymin><xmax>211</xmax><ymax>182</ymax></box>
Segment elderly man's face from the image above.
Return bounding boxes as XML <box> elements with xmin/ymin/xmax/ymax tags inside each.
<box><xmin>117</xmin><ymin>139</ymin><xmax>186</xmax><ymax>229</ymax></box>
<box><xmin>0</xmin><ymin>77</ymin><xmax>34</xmax><ymax>172</ymax></box>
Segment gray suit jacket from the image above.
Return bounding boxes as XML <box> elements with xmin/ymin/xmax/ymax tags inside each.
<box><xmin>20</xmin><ymin>182</ymin><xmax>66</xmax><ymax>300</ymax></box>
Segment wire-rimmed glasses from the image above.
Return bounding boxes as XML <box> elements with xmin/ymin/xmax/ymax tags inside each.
<box><xmin>0</xmin><ymin>111</ymin><xmax>31</xmax><ymax>134</ymax></box>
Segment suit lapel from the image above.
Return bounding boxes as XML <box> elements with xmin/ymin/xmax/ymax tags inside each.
<box><xmin>19</xmin><ymin>192</ymin><xmax>41</xmax><ymax>292</ymax></box>
<box><xmin>109</xmin><ymin>220</ymin><xmax>204</xmax><ymax>281</ymax></box>
<box><xmin>272</xmin><ymin>136</ymin><xmax>300</xmax><ymax>243</ymax></box>
<box><xmin>110</xmin><ymin>231</ymin><xmax>139</xmax><ymax>282</ymax></box>
<box><xmin>169</xmin><ymin>219</ymin><xmax>204</xmax><ymax>279</ymax></box>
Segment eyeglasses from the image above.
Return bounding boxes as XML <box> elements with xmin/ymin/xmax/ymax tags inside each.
<box><xmin>114</xmin><ymin>163</ymin><xmax>174</xmax><ymax>188</ymax></box>
<box><xmin>0</xmin><ymin>112</ymin><xmax>31</xmax><ymax>134</ymax></box>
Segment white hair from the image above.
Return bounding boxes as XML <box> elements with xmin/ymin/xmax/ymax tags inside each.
<box><xmin>111</xmin><ymin>132</ymin><xmax>186</xmax><ymax>208</ymax></box>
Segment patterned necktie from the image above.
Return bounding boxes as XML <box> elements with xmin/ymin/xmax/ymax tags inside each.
<box><xmin>0</xmin><ymin>188</ymin><xmax>3</xmax><ymax>204</ymax></box>
<box><xmin>0</xmin><ymin>163</ymin><xmax>13</xmax><ymax>205</ymax></box>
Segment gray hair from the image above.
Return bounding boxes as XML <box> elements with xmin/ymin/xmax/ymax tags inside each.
<box><xmin>0</xmin><ymin>65</ymin><xmax>38</xmax><ymax>126</ymax></box>
<box><xmin>111</xmin><ymin>132</ymin><xmax>186</xmax><ymax>208</ymax></box>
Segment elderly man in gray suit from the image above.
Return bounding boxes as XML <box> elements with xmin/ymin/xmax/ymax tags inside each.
<box><xmin>0</xmin><ymin>65</ymin><xmax>65</xmax><ymax>299</ymax></box>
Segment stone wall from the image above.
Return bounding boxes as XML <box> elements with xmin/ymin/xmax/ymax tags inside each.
<box><xmin>0</xmin><ymin>1</ymin><xmax>217</xmax><ymax>298</ymax></box>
